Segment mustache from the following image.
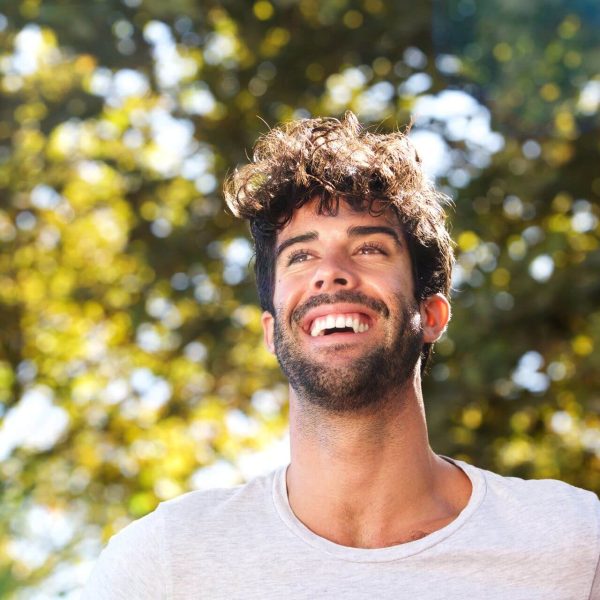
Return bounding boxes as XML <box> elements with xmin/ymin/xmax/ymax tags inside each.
<box><xmin>291</xmin><ymin>290</ymin><xmax>390</xmax><ymax>324</ymax></box>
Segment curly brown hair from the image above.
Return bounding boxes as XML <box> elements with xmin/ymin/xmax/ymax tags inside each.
<box><xmin>224</xmin><ymin>111</ymin><xmax>454</xmax><ymax>371</ymax></box>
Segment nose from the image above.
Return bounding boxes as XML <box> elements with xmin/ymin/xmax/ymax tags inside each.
<box><xmin>311</xmin><ymin>254</ymin><xmax>359</xmax><ymax>292</ymax></box>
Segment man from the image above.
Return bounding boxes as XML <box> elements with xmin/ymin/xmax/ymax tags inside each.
<box><xmin>83</xmin><ymin>113</ymin><xmax>600</xmax><ymax>599</ymax></box>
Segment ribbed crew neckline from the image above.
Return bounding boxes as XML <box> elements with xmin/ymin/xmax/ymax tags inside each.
<box><xmin>271</xmin><ymin>458</ymin><xmax>486</xmax><ymax>563</ymax></box>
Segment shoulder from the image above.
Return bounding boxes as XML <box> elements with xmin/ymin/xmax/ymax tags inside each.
<box><xmin>120</xmin><ymin>467</ymin><xmax>276</xmax><ymax>545</ymax></box>
<box><xmin>81</xmin><ymin>508</ymin><xmax>167</xmax><ymax>599</ymax></box>
<box><xmin>82</xmin><ymin>469</ymin><xmax>279</xmax><ymax>598</ymax></box>
<box><xmin>462</xmin><ymin>460</ymin><xmax>600</xmax><ymax>542</ymax></box>
<box><xmin>157</xmin><ymin>467</ymin><xmax>276</xmax><ymax>531</ymax></box>
<box><xmin>482</xmin><ymin>464</ymin><xmax>598</xmax><ymax>510</ymax></box>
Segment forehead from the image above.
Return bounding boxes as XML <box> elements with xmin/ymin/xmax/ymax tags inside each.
<box><xmin>276</xmin><ymin>199</ymin><xmax>402</xmax><ymax>241</ymax></box>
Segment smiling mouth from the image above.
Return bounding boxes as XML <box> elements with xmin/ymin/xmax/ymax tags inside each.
<box><xmin>309</xmin><ymin>313</ymin><xmax>371</xmax><ymax>337</ymax></box>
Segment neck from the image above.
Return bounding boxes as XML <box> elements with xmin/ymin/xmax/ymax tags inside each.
<box><xmin>286</xmin><ymin>375</ymin><xmax>471</xmax><ymax>548</ymax></box>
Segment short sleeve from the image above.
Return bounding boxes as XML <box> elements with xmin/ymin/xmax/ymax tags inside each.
<box><xmin>589</xmin><ymin>497</ymin><xmax>600</xmax><ymax>600</ymax></box>
<box><xmin>591</xmin><ymin>559</ymin><xmax>600</xmax><ymax>600</ymax></box>
<box><xmin>81</xmin><ymin>508</ymin><xmax>167</xmax><ymax>600</ymax></box>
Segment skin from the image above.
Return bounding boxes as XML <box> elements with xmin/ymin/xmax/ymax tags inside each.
<box><xmin>261</xmin><ymin>198</ymin><xmax>472</xmax><ymax>549</ymax></box>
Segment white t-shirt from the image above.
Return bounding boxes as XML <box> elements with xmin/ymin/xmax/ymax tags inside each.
<box><xmin>83</xmin><ymin>459</ymin><xmax>600</xmax><ymax>599</ymax></box>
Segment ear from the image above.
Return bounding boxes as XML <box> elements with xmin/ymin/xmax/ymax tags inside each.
<box><xmin>420</xmin><ymin>293</ymin><xmax>450</xmax><ymax>343</ymax></box>
<box><xmin>261</xmin><ymin>311</ymin><xmax>275</xmax><ymax>354</ymax></box>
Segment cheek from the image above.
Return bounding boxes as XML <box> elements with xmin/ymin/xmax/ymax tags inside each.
<box><xmin>369</xmin><ymin>270</ymin><xmax>411</xmax><ymax>300</ymax></box>
<box><xmin>272</xmin><ymin>285</ymin><xmax>295</xmax><ymax>322</ymax></box>
<box><xmin>273</xmin><ymin>272</ymin><xmax>306</xmax><ymax>308</ymax></box>
<box><xmin>272</xmin><ymin>276</ymin><xmax>285</xmax><ymax>306</ymax></box>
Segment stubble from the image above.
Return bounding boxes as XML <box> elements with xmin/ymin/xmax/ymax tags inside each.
<box><xmin>273</xmin><ymin>291</ymin><xmax>423</xmax><ymax>413</ymax></box>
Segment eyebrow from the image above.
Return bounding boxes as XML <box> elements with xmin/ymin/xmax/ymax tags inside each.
<box><xmin>275</xmin><ymin>225</ymin><xmax>402</xmax><ymax>258</ymax></box>
<box><xmin>347</xmin><ymin>225</ymin><xmax>403</xmax><ymax>247</ymax></box>
<box><xmin>276</xmin><ymin>232</ymin><xmax>318</xmax><ymax>258</ymax></box>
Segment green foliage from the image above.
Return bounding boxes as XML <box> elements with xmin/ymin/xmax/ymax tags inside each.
<box><xmin>0</xmin><ymin>0</ymin><xmax>598</xmax><ymax>595</ymax></box>
<box><xmin>425</xmin><ymin>0</ymin><xmax>600</xmax><ymax>491</ymax></box>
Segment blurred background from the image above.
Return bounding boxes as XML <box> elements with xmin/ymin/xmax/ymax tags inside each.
<box><xmin>0</xmin><ymin>0</ymin><xmax>599</xmax><ymax>596</ymax></box>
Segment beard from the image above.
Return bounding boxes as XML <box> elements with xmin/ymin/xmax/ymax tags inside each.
<box><xmin>273</xmin><ymin>290</ymin><xmax>424</xmax><ymax>413</ymax></box>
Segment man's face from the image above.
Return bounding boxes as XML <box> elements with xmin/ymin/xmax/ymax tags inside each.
<box><xmin>261</xmin><ymin>199</ymin><xmax>430</xmax><ymax>412</ymax></box>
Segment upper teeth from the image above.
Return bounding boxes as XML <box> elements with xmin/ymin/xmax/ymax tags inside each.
<box><xmin>309</xmin><ymin>313</ymin><xmax>370</xmax><ymax>337</ymax></box>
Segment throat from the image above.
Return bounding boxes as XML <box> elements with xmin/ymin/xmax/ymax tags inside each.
<box><xmin>307</xmin><ymin>512</ymin><xmax>442</xmax><ymax>549</ymax></box>
<box><xmin>350</xmin><ymin>528</ymin><xmax>432</xmax><ymax>549</ymax></box>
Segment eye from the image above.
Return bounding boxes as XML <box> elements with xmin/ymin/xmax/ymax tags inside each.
<box><xmin>286</xmin><ymin>248</ymin><xmax>314</xmax><ymax>265</ymax></box>
<box><xmin>356</xmin><ymin>242</ymin><xmax>387</xmax><ymax>255</ymax></box>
